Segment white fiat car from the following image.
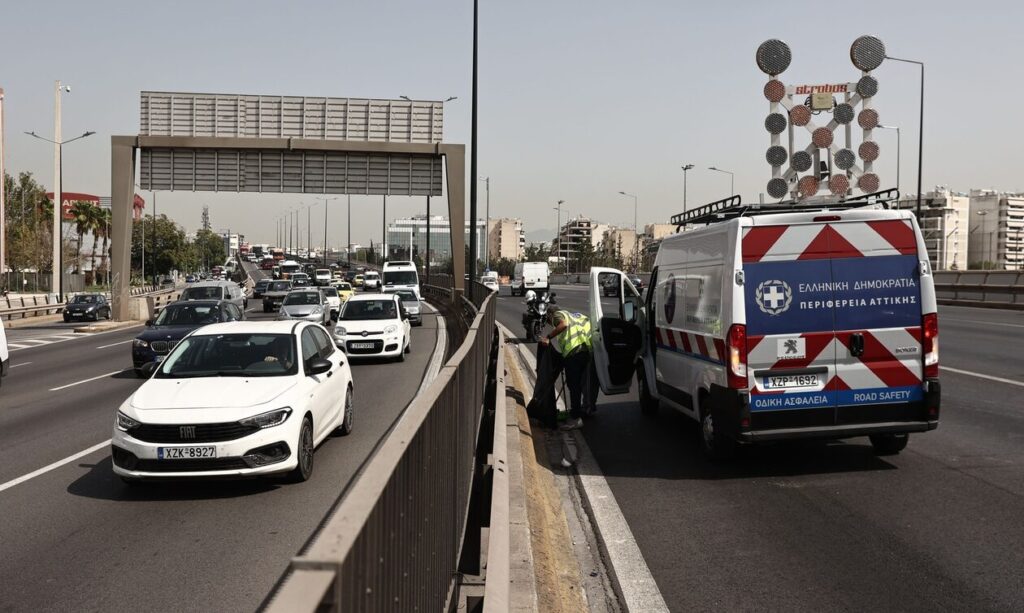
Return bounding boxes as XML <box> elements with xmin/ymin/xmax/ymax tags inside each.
<box><xmin>112</xmin><ymin>321</ymin><xmax>353</xmax><ymax>483</ymax></box>
<box><xmin>333</xmin><ymin>293</ymin><xmax>412</xmax><ymax>361</ymax></box>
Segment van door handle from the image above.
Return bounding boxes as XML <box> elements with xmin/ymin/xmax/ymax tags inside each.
<box><xmin>849</xmin><ymin>333</ymin><xmax>865</xmax><ymax>357</ymax></box>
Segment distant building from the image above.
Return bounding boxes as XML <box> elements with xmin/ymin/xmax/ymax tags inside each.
<box><xmin>599</xmin><ymin>227</ymin><xmax>639</xmax><ymax>269</ymax></box>
<box><xmin>386</xmin><ymin>215</ymin><xmax>487</xmax><ymax>265</ymax></box>
<box><xmin>487</xmin><ymin>218</ymin><xmax>525</xmax><ymax>262</ymax></box>
<box><xmin>893</xmin><ymin>188</ymin><xmax>970</xmax><ymax>271</ymax></box>
<box><xmin>222</xmin><ymin>233</ymin><xmax>241</xmax><ymax>257</ymax></box>
<box><xmin>967</xmin><ymin>190</ymin><xmax>1024</xmax><ymax>270</ymax></box>
<box><xmin>643</xmin><ymin>223</ymin><xmax>677</xmax><ymax>241</ymax></box>
<box><xmin>553</xmin><ymin>217</ymin><xmax>608</xmax><ymax>266</ymax></box>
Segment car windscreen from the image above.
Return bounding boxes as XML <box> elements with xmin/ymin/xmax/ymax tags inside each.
<box><xmin>321</xmin><ymin>288</ymin><xmax>339</xmax><ymax>297</ymax></box>
<box><xmin>395</xmin><ymin>290</ymin><xmax>418</xmax><ymax>302</ymax></box>
<box><xmin>340</xmin><ymin>299</ymin><xmax>398</xmax><ymax>320</ymax></box>
<box><xmin>156</xmin><ymin>333</ymin><xmax>298</xmax><ymax>378</ymax></box>
<box><xmin>268</xmin><ymin>281</ymin><xmax>291</xmax><ymax>291</ymax></box>
<box><xmin>71</xmin><ymin>295</ymin><xmax>99</xmax><ymax>304</ymax></box>
<box><xmin>284</xmin><ymin>292</ymin><xmax>321</xmax><ymax>305</ymax></box>
<box><xmin>336</xmin><ymin>283</ymin><xmax>352</xmax><ymax>291</ymax></box>
<box><xmin>255</xmin><ymin>279</ymin><xmax>270</xmax><ymax>287</ymax></box>
<box><xmin>155</xmin><ymin>303</ymin><xmax>219</xmax><ymax>326</ymax></box>
<box><xmin>181</xmin><ymin>286</ymin><xmax>224</xmax><ymax>300</ymax></box>
<box><xmin>384</xmin><ymin>271</ymin><xmax>418</xmax><ymax>285</ymax></box>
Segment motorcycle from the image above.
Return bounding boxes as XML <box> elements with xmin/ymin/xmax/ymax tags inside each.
<box><xmin>522</xmin><ymin>291</ymin><xmax>554</xmax><ymax>342</ymax></box>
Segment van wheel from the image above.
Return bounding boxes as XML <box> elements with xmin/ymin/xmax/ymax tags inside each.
<box><xmin>700</xmin><ymin>404</ymin><xmax>736</xmax><ymax>461</ymax></box>
<box><xmin>637</xmin><ymin>365</ymin><xmax>659</xmax><ymax>416</ymax></box>
<box><xmin>869</xmin><ymin>433</ymin><xmax>909</xmax><ymax>455</ymax></box>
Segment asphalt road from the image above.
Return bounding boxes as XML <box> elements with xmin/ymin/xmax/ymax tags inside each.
<box><xmin>0</xmin><ymin>268</ymin><xmax>442</xmax><ymax>612</ymax></box>
<box><xmin>496</xmin><ymin>285</ymin><xmax>1024</xmax><ymax>612</ymax></box>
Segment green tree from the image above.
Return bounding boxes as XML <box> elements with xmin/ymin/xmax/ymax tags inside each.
<box><xmin>68</xmin><ymin>200</ymin><xmax>101</xmax><ymax>276</ymax></box>
<box><xmin>193</xmin><ymin>229</ymin><xmax>226</xmax><ymax>272</ymax></box>
<box><xmin>3</xmin><ymin>172</ymin><xmax>54</xmax><ymax>275</ymax></box>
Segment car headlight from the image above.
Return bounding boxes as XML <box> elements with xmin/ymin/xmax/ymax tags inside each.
<box><xmin>384</xmin><ymin>324</ymin><xmax>398</xmax><ymax>335</ymax></box>
<box><xmin>116</xmin><ymin>411</ymin><xmax>140</xmax><ymax>432</ymax></box>
<box><xmin>133</xmin><ymin>339</ymin><xmax>149</xmax><ymax>348</ymax></box>
<box><xmin>312</xmin><ymin>306</ymin><xmax>323</xmax><ymax>314</ymax></box>
<box><xmin>335</xmin><ymin>326</ymin><xmax>347</xmax><ymax>336</ymax></box>
<box><xmin>239</xmin><ymin>408</ymin><xmax>293</xmax><ymax>429</ymax></box>
<box><xmin>86</xmin><ymin>305</ymin><xmax>96</xmax><ymax>312</ymax></box>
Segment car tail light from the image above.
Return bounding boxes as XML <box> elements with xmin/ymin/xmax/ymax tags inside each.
<box><xmin>922</xmin><ymin>313</ymin><xmax>939</xmax><ymax>379</ymax></box>
<box><xmin>727</xmin><ymin>324</ymin><xmax>748</xmax><ymax>389</ymax></box>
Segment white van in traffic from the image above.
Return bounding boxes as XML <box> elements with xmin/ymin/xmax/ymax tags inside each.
<box><xmin>511</xmin><ymin>262</ymin><xmax>549</xmax><ymax>296</ymax></box>
<box><xmin>590</xmin><ymin>206</ymin><xmax>940</xmax><ymax>459</ymax></box>
<box><xmin>382</xmin><ymin>261</ymin><xmax>420</xmax><ymax>299</ymax></box>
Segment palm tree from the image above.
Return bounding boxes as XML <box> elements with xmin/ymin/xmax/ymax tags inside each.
<box><xmin>96</xmin><ymin>207</ymin><xmax>112</xmax><ymax>285</ymax></box>
<box><xmin>68</xmin><ymin>200</ymin><xmax>100</xmax><ymax>277</ymax></box>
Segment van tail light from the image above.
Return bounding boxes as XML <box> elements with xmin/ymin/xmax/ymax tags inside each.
<box><xmin>727</xmin><ymin>324</ymin><xmax>748</xmax><ymax>389</ymax></box>
<box><xmin>922</xmin><ymin>313</ymin><xmax>939</xmax><ymax>379</ymax></box>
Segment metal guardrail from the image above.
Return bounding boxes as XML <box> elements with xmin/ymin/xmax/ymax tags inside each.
<box><xmin>933</xmin><ymin>270</ymin><xmax>1024</xmax><ymax>309</ymax></box>
<box><xmin>266</xmin><ymin>291</ymin><xmax>498</xmax><ymax>612</ymax></box>
<box><xmin>482</xmin><ymin>328</ymin><xmax>509</xmax><ymax>612</ymax></box>
<box><xmin>0</xmin><ymin>286</ymin><xmax>158</xmax><ymax>322</ymax></box>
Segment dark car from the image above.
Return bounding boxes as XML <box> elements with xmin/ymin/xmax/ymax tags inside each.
<box><xmin>628</xmin><ymin>275</ymin><xmax>644</xmax><ymax>292</ymax></box>
<box><xmin>262</xmin><ymin>280</ymin><xmax>293</xmax><ymax>312</ymax></box>
<box><xmin>344</xmin><ymin>271</ymin><xmax>357</xmax><ymax>283</ymax></box>
<box><xmin>252</xmin><ymin>278</ymin><xmax>271</xmax><ymax>299</ymax></box>
<box><xmin>63</xmin><ymin>293</ymin><xmax>111</xmax><ymax>322</ymax></box>
<box><xmin>132</xmin><ymin>299</ymin><xmax>245</xmax><ymax>376</ymax></box>
<box><xmin>291</xmin><ymin>273</ymin><xmax>311</xmax><ymax>288</ymax></box>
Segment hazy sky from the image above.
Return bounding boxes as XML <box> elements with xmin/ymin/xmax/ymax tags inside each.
<box><xmin>2</xmin><ymin>0</ymin><xmax>1021</xmax><ymax>246</ymax></box>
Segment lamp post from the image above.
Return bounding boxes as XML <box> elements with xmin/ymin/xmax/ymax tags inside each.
<box><xmin>554</xmin><ymin>200</ymin><xmax>564</xmax><ymax>272</ymax></box>
<box><xmin>316</xmin><ymin>196</ymin><xmax>340</xmax><ymax>267</ymax></box>
<box><xmin>25</xmin><ymin>125</ymin><xmax>95</xmax><ymax>298</ymax></box>
<box><xmin>479</xmin><ymin>176</ymin><xmax>490</xmax><ymax>270</ymax></box>
<box><xmin>885</xmin><ymin>54</ymin><xmax>924</xmax><ymax>219</ymax></box>
<box><xmin>877</xmin><ymin>125</ymin><xmax>901</xmax><ymax>194</ymax></box>
<box><xmin>708</xmin><ymin>166</ymin><xmax>734</xmax><ymax>197</ymax></box>
<box><xmin>681</xmin><ymin>163</ymin><xmax>695</xmax><ymax>215</ymax></box>
<box><xmin>618</xmin><ymin>191</ymin><xmax>638</xmax><ymax>271</ymax></box>
<box><xmin>977</xmin><ymin>210</ymin><xmax>990</xmax><ymax>268</ymax></box>
<box><xmin>469</xmin><ymin>0</ymin><xmax>480</xmax><ymax>286</ymax></box>
<box><xmin>0</xmin><ymin>87</ymin><xmax>6</xmax><ymax>279</ymax></box>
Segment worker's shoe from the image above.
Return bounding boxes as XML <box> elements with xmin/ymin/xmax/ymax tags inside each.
<box><xmin>559</xmin><ymin>417</ymin><xmax>583</xmax><ymax>431</ymax></box>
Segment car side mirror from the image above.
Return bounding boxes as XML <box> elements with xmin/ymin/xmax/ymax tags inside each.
<box><xmin>141</xmin><ymin>361</ymin><xmax>158</xmax><ymax>376</ymax></box>
<box><xmin>307</xmin><ymin>357</ymin><xmax>332</xmax><ymax>376</ymax></box>
<box><xmin>145</xmin><ymin>319</ymin><xmax>153</xmax><ymax>327</ymax></box>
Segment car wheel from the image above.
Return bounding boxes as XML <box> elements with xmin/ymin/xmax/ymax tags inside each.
<box><xmin>637</xmin><ymin>364</ymin><xmax>659</xmax><ymax>416</ymax></box>
<box><xmin>404</xmin><ymin>336</ymin><xmax>411</xmax><ymax>354</ymax></box>
<box><xmin>288</xmin><ymin>417</ymin><xmax>315</xmax><ymax>482</ymax></box>
<box><xmin>106</xmin><ymin>309</ymin><xmax>112</xmax><ymax>320</ymax></box>
<box><xmin>337</xmin><ymin>387</ymin><xmax>354</xmax><ymax>435</ymax></box>
<box><xmin>869</xmin><ymin>433</ymin><xmax>909</xmax><ymax>455</ymax></box>
<box><xmin>700</xmin><ymin>403</ymin><xmax>736</xmax><ymax>461</ymax></box>
<box><xmin>63</xmin><ymin>316</ymin><xmax>70</xmax><ymax>323</ymax></box>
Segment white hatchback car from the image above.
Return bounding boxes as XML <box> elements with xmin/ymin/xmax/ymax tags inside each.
<box><xmin>111</xmin><ymin>321</ymin><xmax>353</xmax><ymax>483</ymax></box>
<box><xmin>334</xmin><ymin>293</ymin><xmax>412</xmax><ymax>361</ymax></box>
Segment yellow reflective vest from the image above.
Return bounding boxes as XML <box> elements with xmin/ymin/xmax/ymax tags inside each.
<box><xmin>552</xmin><ymin>310</ymin><xmax>592</xmax><ymax>356</ymax></box>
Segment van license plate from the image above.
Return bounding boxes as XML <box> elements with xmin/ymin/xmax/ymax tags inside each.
<box><xmin>763</xmin><ymin>374</ymin><xmax>820</xmax><ymax>389</ymax></box>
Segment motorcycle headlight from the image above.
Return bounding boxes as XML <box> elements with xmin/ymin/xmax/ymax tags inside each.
<box><xmin>133</xmin><ymin>339</ymin><xmax>149</xmax><ymax>348</ymax></box>
<box><xmin>239</xmin><ymin>408</ymin><xmax>292</xmax><ymax>430</ymax></box>
<box><xmin>384</xmin><ymin>324</ymin><xmax>398</xmax><ymax>335</ymax></box>
<box><xmin>116</xmin><ymin>411</ymin><xmax>140</xmax><ymax>432</ymax></box>
<box><xmin>537</xmin><ymin>303</ymin><xmax>548</xmax><ymax>315</ymax></box>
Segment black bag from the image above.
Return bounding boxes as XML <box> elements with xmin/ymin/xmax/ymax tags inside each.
<box><xmin>527</xmin><ymin>343</ymin><xmax>563</xmax><ymax>429</ymax></box>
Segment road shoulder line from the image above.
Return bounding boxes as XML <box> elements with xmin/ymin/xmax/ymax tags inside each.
<box><xmin>0</xmin><ymin>439</ymin><xmax>111</xmax><ymax>494</ymax></box>
<box><xmin>941</xmin><ymin>366</ymin><xmax>1024</xmax><ymax>388</ymax></box>
<box><xmin>498</xmin><ymin>322</ymin><xmax>669</xmax><ymax>613</ymax></box>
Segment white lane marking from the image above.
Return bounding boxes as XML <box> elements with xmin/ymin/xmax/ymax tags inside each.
<box><xmin>6</xmin><ymin>323</ymin><xmax>141</xmax><ymax>352</ymax></box>
<box><xmin>942</xmin><ymin>317</ymin><xmax>1024</xmax><ymax>329</ymax></box>
<box><xmin>415</xmin><ymin>314</ymin><xmax>447</xmax><ymax>398</ymax></box>
<box><xmin>96</xmin><ymin>339</ymin><xmax>134</xmax><ymax>349</ymax></box>
<box><xmin>49</xmin><ymin>370</ymin><xmax>126</xmax><ymax>392</ymax></box>
<box><xmin>10</xmin><ymin>362</ymin><xmax>32</xmax><ymax>368</ymax></box>
<box><xmin>941</xmin><ymin>366</ymin><xmax>1024</xmax><ymax>388</ymax></box>
<box><xmin>0</xmin><ymin>439</ymin><xmax>111</xmax><ymax>494</ymax></box>
<box><xmin>7</xmin><ymin>343</ymin><xmax>31</xmax><ymax>349</ymax></box>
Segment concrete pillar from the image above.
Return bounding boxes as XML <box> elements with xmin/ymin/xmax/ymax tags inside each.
<box><xmin>110</xmin><ymin>137</ymin><xmax>136</xmax><ymax>320</ymax></box>
<box><xmin>441</xmin><ymin>144</ymin><xmax>466</xmax><ymax>294</ymax></box>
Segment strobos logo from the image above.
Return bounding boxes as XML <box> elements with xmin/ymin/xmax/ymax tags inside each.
<box><xmin>755</xmin><ymin>279</ymin><xmax>792</xmax><ymax>315</ymax></box>
<box><xmin>663</xmin><ymin>274</ymin><xmax>676</xmax><ymax>324</ymax></box>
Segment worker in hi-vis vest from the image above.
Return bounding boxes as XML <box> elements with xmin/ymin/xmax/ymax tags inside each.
<box><xmin>538</xmin><ymin>308</ymin><xmax>593</xmax><ymax>430</ymax></box>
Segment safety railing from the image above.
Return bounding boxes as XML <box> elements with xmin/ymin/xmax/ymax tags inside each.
<box><xmin>265</xmin><ymin>291</ymin><xmax>498</xmax><ymax>613</ymax></box>
<box><xmin>933</xmin><ymin>270</ymin><xmax>1024</xmax><ymax>309</ymax></box>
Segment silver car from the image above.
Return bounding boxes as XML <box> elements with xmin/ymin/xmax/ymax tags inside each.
<box><xmin>394</xmin><ymin>289</ymin><xmax>422</xmax><ymax>326</ymax></box>
<box><xmin>276</xmin><ymin>289</ymin><xmax>330</xmax><ymax>326</ymax></box>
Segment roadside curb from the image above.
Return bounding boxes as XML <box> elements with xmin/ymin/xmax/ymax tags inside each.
<box><xmin>3</xmin><ymin>314</ymin><xmax>64</xmax><ymax>329</ymax></box>
<box><xmin>497</xmin><ymin>321</ymin><xmax>669</xmax><ymax>613</ymax></box>
<box><xmin>73</xmin><ymin>320</ymin><xmax>144</xmax><ymax>334</ymax></box>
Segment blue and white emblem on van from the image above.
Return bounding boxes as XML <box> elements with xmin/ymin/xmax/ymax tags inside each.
<box><xmin>663</xmin><ymin>274</ymin><xmax>677</xmax><ymax>324</ymax></box>
<box><xmin>755</xmin><ymin>279</ymin><xmax>792</xmax><ymax>315</ymax></box>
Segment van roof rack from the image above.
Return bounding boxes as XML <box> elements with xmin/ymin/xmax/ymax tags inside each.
<box><xmin>671</xmin><ymin>188</ymin><xmax>900</xmax><ymax>229</ymax></box>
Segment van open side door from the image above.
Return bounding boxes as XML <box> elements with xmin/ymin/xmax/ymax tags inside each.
<box><xmin>589</xmin><ymin>268</ymin><xmax>644</xmax><ymax>395</ymax></box>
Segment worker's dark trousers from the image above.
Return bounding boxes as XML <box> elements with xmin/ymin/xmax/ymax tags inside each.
<box><xmin>562</xmin><ymin>349</ymin><xmax>590</xmax><ymax>419</ymax></box>
<box><xmin>528</xmin><ymin>343</ymin><xmax>563</xmax><ymax>429</ymax></box>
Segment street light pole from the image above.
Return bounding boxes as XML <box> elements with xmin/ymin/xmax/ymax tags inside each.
<box><xmin>708</xmin><ymin>166</ymin><xmax>734</xmax><ymax>197</ymax></box>
<box><xmin>885</xmin><ymin>55</ymin><xmax>924</xmax><ymax>219</ymax></box>
<box><xmin>479</xmin><ymin>176</ymin><xmax>490</xmax><ymax>269</ymax></box>
<box><xmin>316</xmin><ymin>196</ymin><xmax>339</xmax><ymax>267</ymax></box>
<box><xmin>347</xmin><ymin>195</ymin><xmax>352</xmax><ymax>269</ymax></box>
<box><xmin>0</xmin><ymin>87</ymin><xmax>6</xmax><ymax>280</ymax></box>
<box><xmin>877</xmin><ymin>125</ymin><xmax>901</xmax><ymax>193</ymax></box>
<box><xmin>554</xmin><ymin>200</ymin><xmax>564</xmax><ymax>271</ymax></box>
<box><xmin>618</xmin><ymin>191</ymin><xmax>638</xmax><ymax>271</ymax></box>
<box><xmin>469</xmin><ymin>0</ymin><xmax>480</xmax><ymax>285</ymax></box>
<box><xmin>681</xmin><ymin>164</ymin><xmax>695</xmax><ymax>215</ymax></box>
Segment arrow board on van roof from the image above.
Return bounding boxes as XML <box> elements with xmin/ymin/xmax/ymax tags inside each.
<box><xmin>757</xmin><ymin>37</ymin><xmax>886</xmax><ymax>202</ymax></box>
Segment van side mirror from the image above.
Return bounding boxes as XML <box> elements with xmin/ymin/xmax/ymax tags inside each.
<box><xmin>623</xmin><ymin>301</ymin><xmax>636</xmax><ymax>323</ymax></box>
<box><xmin>145</xmin><ymin>319</ymin><xmax>153</xmax><ymax>327</ymax></box>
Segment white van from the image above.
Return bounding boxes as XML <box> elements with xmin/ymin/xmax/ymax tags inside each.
<box><xmin>382</xmin><ymin>261</ymin><xmax>420</xmax><ymax>299</ymax></box>
<box><xmin>363</xmin><ymin>271</ymin><xmax>381</xmax><ymax>290</ymax></box>
<box><xmin>511</xmin><ymin>262</ymin><xmax>549</xmax><ymax>296</ymax></box>
<box><xmin>179</xmin><ymin>280</ymin><xmax>248</xmax><ymax>311</ymax></box>
<box><xmin>589</xmin><ymin>206</ymin><xmax>940</xmax><ymax>459</ymax></box>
